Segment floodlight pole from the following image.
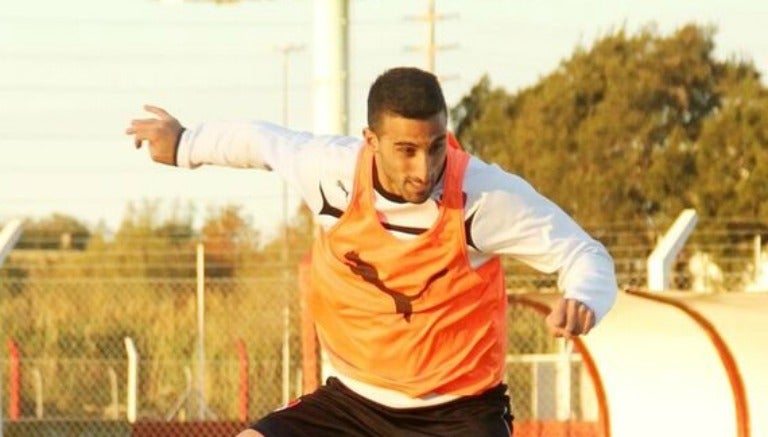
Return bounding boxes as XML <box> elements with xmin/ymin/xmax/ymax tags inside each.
<box><xmin>196</xmin><ymin>242</ymin><xmax>206</xmax><ymax>418</ymax></box>
<box><xmin>276</xmin><ymin>43</ymin><xmax>305</xmax><ymax>406</ymax></box>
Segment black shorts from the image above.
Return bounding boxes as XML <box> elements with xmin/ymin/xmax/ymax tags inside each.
<box><xmin>251</xmin><ymin>377</ymin><xmax>513</xmax><ymax>437</ymax></box>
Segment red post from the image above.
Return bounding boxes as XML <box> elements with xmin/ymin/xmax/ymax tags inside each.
<box><xmin>236</xmin><ymin>338</ymin><xmax>248</xmax><ymax>422</ymax></box>
<box><xmin>7</xmin><ymin>339</ymin><xmax>20</xmax><ymax>421</ymax></box>
<box><xmin>299</xmin><ymin>251</ymin><xmax>319</xmax><ymax>394</ymax></box>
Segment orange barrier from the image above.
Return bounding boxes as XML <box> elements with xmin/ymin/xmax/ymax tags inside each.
<box><xmin>626</xmin><ymin>289</ymin><xmax>751</xmax><ymax>437</ymax></box>
<box><xmin>515</xmin><ymin>420</ymin><xmax>599</xmax><ymax>437</ymax></box>
<box><xmin>131</xmin><ymin>421</ymin><xmax>247</xmax><ymax>436</ymax></box>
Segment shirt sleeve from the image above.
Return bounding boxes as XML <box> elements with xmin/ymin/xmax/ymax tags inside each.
<box><xmin>175</xmin><ymin>119</ymin><xmax>361</xmax><ymax>213</ymax></box>
<box><xmin>468</xmin><ymin>162</ymin><xmax>618</xmax><ymax>323</ymax></box>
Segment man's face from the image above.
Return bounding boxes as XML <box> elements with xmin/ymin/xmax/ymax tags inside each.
<box><xmin>364</xmin><ymin>112</ymin><xmax>448</xmax><ymax>204</ymax></box>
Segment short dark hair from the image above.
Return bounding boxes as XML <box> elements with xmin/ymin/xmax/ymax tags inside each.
<box><xmin>367</xmin><ymin>67</ymin><xmax>447</xmax><ymax>131</ymax></box>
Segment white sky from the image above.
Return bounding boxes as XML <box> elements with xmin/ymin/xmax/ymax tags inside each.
<box><xmin>1</xmin><ymin>0</ymin><xmax>766</xmax><ymax>239</ymax></box>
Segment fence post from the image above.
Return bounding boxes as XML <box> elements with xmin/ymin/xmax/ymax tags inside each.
<box><xmin>124</xmin><ymin>337</ymin><xmax>138</xmax><ymax>423</ymax></box>
<box><xmin>108</xmin><ymin>367</ymin><xmax>118</xmax><ymax>420</ymax></box>
<box><xmin>33</xmin><ymin>368</ymin><xmax>43</xmax><ymax>419</ymax></box>
<box><xmin>195</xmin><ymin>241</ymin><xmax>207</xmax><ymax>419</ymax></box>
<box><xmin>299</xmin><ymin>252</ymin><xmax>319</xmax><ymax>394</ymax></box>
<box><xmin>754</xmin><ymin>235</ymin><xmax>762</xmax><ymax>282</ymax></box>
<box><xmin>6</xmin><ymin>340</ymin><xmax>20</xmax><ymax>421</ymax></box>
<box><xmin>236</xmin><ymin>339</ymin><xmax>249</xmax><ymax>422</ymax></box>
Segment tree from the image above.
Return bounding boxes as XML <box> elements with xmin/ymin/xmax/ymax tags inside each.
<box><xmin>451</xmin><ymin>23</ymin><xmax>764</xmax><ymax>227</ymax></box>
<box><xmin>694</xmin><ymin>65</ymin><xmax>768</xmax><ymax>217</ymax></box>
<box><xmin>201</xmin><ymin>204</ymin><xmax>261</xmax><ymax>278</ymax></box>
<box><xmin>109</xmin><ymin>199</ymin><xmax>197</xmax><ymax>278</ymax></box>
<box><xmin>15</xmin><ymin>213</ymin><xmax>91</xmax><ymax>250</ymax></box>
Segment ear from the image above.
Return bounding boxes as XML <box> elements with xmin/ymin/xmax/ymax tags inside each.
<box><xmin>363</xmin><ymin>127</ymin><xmax>379</xmax><ymax>151</ymax></box>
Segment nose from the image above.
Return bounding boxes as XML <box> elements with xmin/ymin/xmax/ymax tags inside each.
<box><xmin>411</xmin><ymin>152</ymin><xmax>430</xmax><ymax>184</ymax></box>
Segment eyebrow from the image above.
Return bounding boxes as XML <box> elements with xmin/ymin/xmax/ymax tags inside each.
<box><xmin>393</xmin><ymin>135</ymin><xmax>447</xmax><ymax>148</ymax></box>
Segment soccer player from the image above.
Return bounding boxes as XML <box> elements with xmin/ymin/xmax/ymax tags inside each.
<box><xmin>127</xmin><ymin>67</ymin><xmax>617</xmax><ymax>437</ymax></box>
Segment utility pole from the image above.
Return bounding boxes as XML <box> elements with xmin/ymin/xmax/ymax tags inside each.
<box><xmin>277</xmin><ymin>44</ymin><xmax>305</xmax><ymax>128</ymax></box>
<box><xmin>405</xmin><ymin>0</ymin><xmax>458</xmax><ymax>75</ymax></box>
<box><xmin>276</xmin><ymin>43</ymin><xmax>305</xmax><ymax>406</ymax></box>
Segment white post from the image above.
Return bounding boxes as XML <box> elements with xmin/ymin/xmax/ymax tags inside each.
<box><xmin>555</xmin><ymin>339</ymin><xmax>572</xmax><ymax>420</ymax></box>
<box><xmin>124</xmin><ymin>337</ymin><xmax>138</xmax><ymax>423</ymax></box>
<box><xmin>33</xmin><ymin>368</ymin><xmax>43</xmax><ymax>419</ymax></box>
<box><xmin>196</xmin><ymin>242</ymin><xmax>206</xmax><ymax>419</ymax></box>
<box><xmin>754</xmin><ymin>235</ymin><xmax>762</xmax><ymax>282</ymax></box>
<box><xmin>312</xmin><ymin>0</ymin><xmax>349</xmax><ymax>135</ymax></box>
<box><xmin>647</xmin><ymin>209</ymin><xmax>698</xmax><ymax>291</ymax></box>
<box><xmin>108</xmin><ymin>367</ymin><xmax>118</xmax><ymax>420</ymax></box>
<box><xmin>0</xmin><ymin>219</ymin><xmax>23</xmax><ymax>437</ymax></box>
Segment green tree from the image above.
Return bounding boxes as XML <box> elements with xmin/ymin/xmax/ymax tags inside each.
<box><xmin>694</xmin><ymin>66</ymin><xmax>768</xmax><ymax>217</ymax></box>
<box><xmin>16</xmin><ymin>213</ymin><xmax>91</xmax><ymax>250</ymax></box>
<box><xmin>110</xmin><ymin>199</ymin><xmax>197</xmax><ymax>278</ymax></box>
<box><xmin>452</xmin><ymin>23</ymin><xmax>763</xmax><ymax>226</ymax></box>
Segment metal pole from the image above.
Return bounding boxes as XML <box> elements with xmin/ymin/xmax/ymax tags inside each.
<box><xmin>276</xmin><ymin>43</ymin><xmax>303</xmax><ymax>406</ymax></box>
<box><xmin>196</xmin><ymin>242</ymin><xmax>206</xmax><ymax>418</ymax></box>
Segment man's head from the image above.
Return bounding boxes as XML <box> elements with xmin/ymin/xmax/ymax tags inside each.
<box><xmin>364</xmin><ymin>67</ymin><xmax>448</xmax><ymax>204</ymax></box>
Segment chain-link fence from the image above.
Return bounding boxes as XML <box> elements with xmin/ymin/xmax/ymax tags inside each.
<box><xmin>1</xmin><ymin>218</ymin><xmax>766</xmax><ymax>436</ymax></box>
<box><xmin>0</xmin><ymin>233</ymin><xmax>305</xmax><ymax>436</ymax></box>
<box><xmin>0</xmin><ymin>275</ymin><xmax>302</xmax><ymax>433</ymax></box>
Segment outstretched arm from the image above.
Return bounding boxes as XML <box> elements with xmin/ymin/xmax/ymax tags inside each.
<box><xmin>125</xmin><ymin>105</ymin><xmax>184</xmax><ymax>166</ymax></box>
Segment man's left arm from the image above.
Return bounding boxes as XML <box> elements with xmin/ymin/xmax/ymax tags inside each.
<box><xmin>467</xmin><ymin>170</ymin><xmax>618</xmax><ymax>336</ymax></box>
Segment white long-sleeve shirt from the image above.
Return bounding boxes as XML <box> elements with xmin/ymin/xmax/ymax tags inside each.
<box><xmin>177</xmin><ymin>120</ymin><xmax>617</xmax><ymax>322</ymax></box>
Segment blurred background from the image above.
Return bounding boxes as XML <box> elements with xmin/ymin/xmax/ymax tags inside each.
<box><xmin>1</xmin><ymin>0</ymin><xmax>768</xmax><ymax>436</ymax></box>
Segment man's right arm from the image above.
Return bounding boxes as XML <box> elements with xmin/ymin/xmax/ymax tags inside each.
<box><xmin>126</xmin><ymin>105</ymin><xmax>362</xmax><ymax>217</ymax></box>
<box><xmin>176</xmin><ymin>119</ymin><xmax>313</xmax><ymax>171</ymax></box>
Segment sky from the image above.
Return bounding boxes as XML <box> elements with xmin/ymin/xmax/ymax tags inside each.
<box><xmin>1</xmin><ymin>0</ymin><xmax>767</xmax><ymax>240</ymax></box>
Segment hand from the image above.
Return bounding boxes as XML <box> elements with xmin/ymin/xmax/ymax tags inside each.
<box><xmin>545</xmin><ymin>298</ymin><xmax>595</xmax><ymax>338</ymax></box>
<box><xmin>125</xmin><ymin>105</ymin><xmax>183</xmax><ymax>165</ymax></box>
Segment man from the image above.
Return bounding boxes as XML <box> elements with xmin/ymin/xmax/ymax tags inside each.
<box><xmin>127</xmin><ymin>67</ymin><xmax>617</xmax><ymax>436</ymax></box>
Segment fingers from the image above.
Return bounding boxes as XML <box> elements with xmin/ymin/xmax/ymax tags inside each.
<box><xmin>545</xmin><ymin>298</ymin><xmax>567</xmax><ymax>337</ymax></box>
<box><xmin>581</xmin><ymin>305</ymin><xmax>595</xmax><ymax>335</ymax></box>
<box><xmin>143</xmin><ymin>104</ymin><xmax>172</xmax><ymax>120</ymax></box>
<box><xmin>125</xmin><ymin>106</ymin><xmax>182</xmax><ymax>166</ymax></box>
<box><xmin>125</xmin><ymin>118</ymin><xmax>160</xmax><ymax>149</ymax></box>
<box><xmin>546</xmin><ymin>298</ymin><xmax>595</xmax><ymax>339</ymax></box>
<box><xmin>549</xmin><ymin>298</ymin><xmax>566</xmax><ymax>325</ymax></box>
<box><xmin>124</xmin><ymin>105</ymin><xmax>172</xmax><ymax>143</ymax></box>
